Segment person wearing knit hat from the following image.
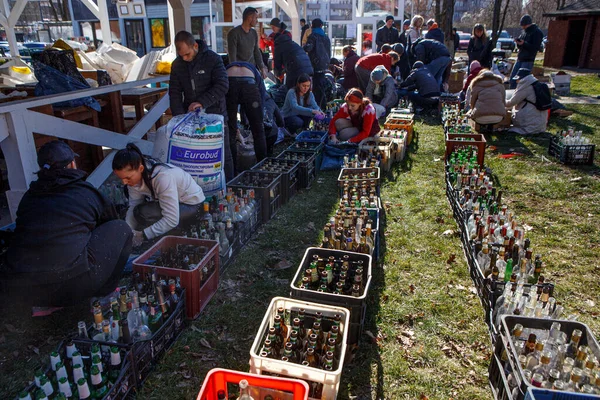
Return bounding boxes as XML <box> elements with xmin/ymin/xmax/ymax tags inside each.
<box><xmin>425</xmin><ymin>19</ymin><xmax>444</xmax><ymax>43</ymax></box>
<box><xmin>509</xmin><ymin>14</ymin><xmax>543</xmax><ymax>89</ymax></box>
<box><xmin>328</xmin><ymin>88</ymin><xmax>380</xmax><ymax>144</ymax></box>
<box><xmin>366</xmin><ymin>65</ymin><xmax>398</xmax><ymax>118</ymax></box>
<box><xmin>375</xmin><ymin>14</ymin><xmax>399</xmax><ymax>52</ymax></box>
<box><xmin>354</xmin><ymin>51</ymin><xmax>400</xmax><ymax>92</ymax></box>
<box><xmin>399</xmin><ymin>61</ymin><xmax>440</xmax><ymax>112</ymax></box>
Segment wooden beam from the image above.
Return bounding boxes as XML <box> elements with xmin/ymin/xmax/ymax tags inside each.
<box><xmin>24</xmin><ymin>110</ymin><xmax>153</xmax><ymax>151</ymax></box>
<box><xmin>8</xmin><ymin>0</ymin><xmax>29</xmax><ymax>27</ymax></box>
<box><xmin>79</xmin><ymin>0</ymin><xmax>100</xmax><ymax>19</ymax></box>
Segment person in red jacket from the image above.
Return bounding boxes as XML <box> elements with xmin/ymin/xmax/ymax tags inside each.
<box><xmin>328</xmin><ymin>88</ymin><xmax>380</xmax><ymax>144</ymax></box>
<box><xmin>354</xmin><ymin>51</ymin><xmax>399</xmax><ymax>92</ymax></box>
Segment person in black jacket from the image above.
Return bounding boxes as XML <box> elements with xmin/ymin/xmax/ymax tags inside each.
<box><xmin>3</xmin><ymin>141</ymin><xmax>133</xmax><ymax>307</ymax></box>
<box><xmin>509</xmin><ymin>15</ymin><xmax>544</xmax><ymax>89</ymax></box>
<box><xmin>424</xmin><ymin>19</ymin><xmax>444</xmax><ymax>43</ymax></box>
<box><xmin>169</xmin><ymin>30</ymin><xmax>233</xmax><ymax>179</ymax></box>
<box><xmin>304</xmin><ymin>18</ymin><xmax>331</xmax><ymax>109</ymax></box>
<box><xmin>375</xmin><ymin>16</ymin><xmax>399</xmax><ymax>52</ymax></box>
<box><xmin>467</xmin><ymin>24</ymin><xmax>491</xmax><ymax>70</ymax></box>
<box><xmin>273</xmin><ymin>32</ymin><xmax>314</xmax><ymax>89</ymax></box>
<box><xmin>399</xmin><ymin>61</ymin><xmax>440</xmax><ymax>111</ymax></box>
<box><xmin>412</xmin><ymin>38</ymin><xmax>451</xmax><ymax>87</ymax></box>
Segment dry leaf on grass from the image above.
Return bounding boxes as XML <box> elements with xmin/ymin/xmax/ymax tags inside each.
<box><xmin>446</xmin><ymin>254</ymin><xmax>456</xmax><ymax>264</ymax></box>
<box><xmin>199</xmin><ymin>338</ymin><xmax>212</xmax><ymax>349</ymax></box>
<box><xmin>409</xmin><ymin>284</ymin><xmax>416</xmax><ymax>294</ymax></box>
<box><xmin>442</xmin><ymin>229</ymin><xmax>456</xmax><ymax>236</ymax></box>
<box><xmin>271</xmin><ymin>259</ymin><xmax>292</xmax><ymax>270</ymax></box>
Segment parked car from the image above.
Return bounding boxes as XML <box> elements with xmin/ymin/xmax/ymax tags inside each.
<box><xmin>487</xmin><ymin>30</ymin><xmax>515</xmax><ymax>51</ymax></box>
<box><xmin>540</xmin><ymin>36</ymin><xmax>547</xmax><ymax>52</ymax></box>
<box><xmin>458</xmin><ymin>32</ymin><xmax>470</xmax><ymax>51</ymax></box>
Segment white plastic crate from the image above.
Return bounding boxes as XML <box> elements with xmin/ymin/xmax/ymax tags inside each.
<box><xmin>358</xmin><ymin>137</ymin><xmax>394</xmax><ymax>171</ymax></box>
<box><xmin>249</xmin><ymin>297</ymin><xmax>350</xmax><ymax>400</ymax></box>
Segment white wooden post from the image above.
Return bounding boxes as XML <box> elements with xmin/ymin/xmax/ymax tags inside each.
<box><xmin>0</xmin><ymin>0</ymin><xmax>24</xmax><ymax>57</ymax></box>
<box><xmin>168</xmin><ymin>0</ymin><xmax>193</xmax><ymax>40</ymax></box>
<box><xmin>97</xmin><ymin>0</ymin><xmax>113</xmax><ymax>44</ymax></box>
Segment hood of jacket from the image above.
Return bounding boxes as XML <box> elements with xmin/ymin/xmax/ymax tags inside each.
<box><xmin>312</xmin><ymin>27</ymin><xmax>325</xmax><ymax>36</ymax></box>
<box><xmin>517</xmin><ymin>74</ymin><xmax>537</xmax><ymax>88</ymax></box>
<box><xmin>275</xmin><ymin>32</ymin><xmax>293</xmax><ymax>46</ymax></box>
<box><xmin>470</xmin><ymin>70</ymin><xmax>503</xmax><ymax>88</ymax></box>
<box><xmin>525</xmin><ymin>24</ymin><xmax>539</xmax><ymax>33</ymax></box>
<box><xmin>28</xmin><ymin>168</ymin><xmax>88</xmax><ymax>194</ymax></box>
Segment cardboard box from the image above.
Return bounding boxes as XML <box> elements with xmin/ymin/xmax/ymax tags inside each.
<box><xmin>469</xmin><ymin>111</ymin><xmax>512</xmax><ymax>133</ymax></box>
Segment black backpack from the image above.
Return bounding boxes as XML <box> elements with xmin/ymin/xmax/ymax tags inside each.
<box><xmin>525</xmin><ymin>81</ymin><xmax>552</xmax><ymax>111</ymax></box>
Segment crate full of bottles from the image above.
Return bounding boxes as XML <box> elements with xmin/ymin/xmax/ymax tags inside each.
<box><xmin>287</xmin><ymin>141</ymin><xmax>325</xmax><ymax>172</ymax></box>
<box><xmin>277</xmin><ymin>150</ymin><xmax>318</xmax><ymax>189</ymax></box>
<box><xmin>445</xmin><ymin>133</ymin><xmax>486</xmax><ymax>168</ymax></box>
<box><xmin>251</xmin><ymin>158</ymin><xmax>301</xmax><ymax>205</ymax></box>
<box><xmin>19</xmin><ymin>337</ymin><xmax>135</xmax><ymax>400</ymax></box>
<box><xmin>357</xmin><ymin>137</ymin><xmax>394</xmax><ymax>172</ymax></box>
<box><xmin>133</xmin><ymin>237</ymin><xmax>219</xmax><ymax>320</ymax></box>
<box><xmin>249</xmin><ymin>297</ymin><xmax>350</xmax><ymax>400</ymax></box>
<box><xmin>525</xmin><ymin>387</ymin><xmax>600</xmax><ymax>400</ymax></box>
<box><xmin>196</xmin><ymin>368</ymin><xmax>310</xmax><ymax>400</ymax></box>
<box><xmin>548</xmin><ymin>130</ymin><xmax>595</xmax><ymax>166</ymax></box>
<box><xmin>337</xmin><ymin>167</ymin><xmax>380</xmax><ymax>196</ymax></box>
<box><xmin>490</xmin><ymin>315</ymin><xmax>600</xmax><ymax>400</ymax></box>
<box><xmin>295</xmin><ymin>130</ymin><xmax>328</xmax><ymax>144</ymax></box>
<box><xmin>379</xmin><ymin>129</ymin><xmax>407</xmax><ymax>162</ymax></box>
<box><xmin>289</xmin><ymin>248</ymin><xmax>372</xmax><ymax>345</ymax></box>
<box><xmin>227</xmin><ymin>171</ymin><xmax>283</xmax><ymax>224</ymax></box>
<box><xmin>384</xmin><ymin>117</ymin><xmax>414</xmax><ymax>145</ymax></box>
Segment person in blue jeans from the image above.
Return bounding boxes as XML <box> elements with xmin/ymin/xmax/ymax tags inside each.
<box><xmin>280</xmin><ymin>74</ymin><xmax>325</xmax><ymax>134</ymax></box>
<box><xmin>412</xmin><ymin>38</ymin><xmax>452</xmax><ymax>89</ymax></box>
<box><xmin>509</xmin><ymin>14</ymin><xmax>543</xmax><ymax>89</ymax></box>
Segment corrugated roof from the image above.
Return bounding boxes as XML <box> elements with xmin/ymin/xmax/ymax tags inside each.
<box><xmin>545</xmin><ymin>0</ymin><xmax>600</xmax><ymax>16</ymax></box>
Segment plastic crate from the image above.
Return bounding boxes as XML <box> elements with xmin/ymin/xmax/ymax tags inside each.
<box><xmin>289</xmin><ymin>248</ymin><xmax>372</xmax><ymax>330</ymax></box>
<box><xmin>488</xmin><ymin>353</ymin><xmax>516</xmax><ymax>400</ymax></box>
<box><xmin>358</xmin><ymin>137</ymin><xmax>394</xmax><ymax>172</ymax></box>
<box><xmin>337</xmin><ymin>167</ymin><xmax>381</xmax><ymax>196</ymax></box>
<box><xmin>295</xmin><ymin>130</ymin><xmax>327</xmax><ymax>143</ymax></box>
<box><xmin>445</xmin><ymin>133</ymin><xmax>486</xmax><ymax>167</ymax></box>
<box><xmin>196</xmin><ymin>368</ymin><xmax>309</xmax><ymax>400</ymax></box>
<box><xmin>548</xmin><ymin>135</ymin><xmax>595</xmax><ymax>165</ymax></box>
<box><xmin>492</xmin><ymin>316</ymin><xmax>600</xmax><ymax>400</ymax></box>
<box><xmin>133</xmin><ymin>237</ymin><xmax>220</xmax><ymax>320</ymax></box>
<box><xmin>525</xmin><ymin>388</ymin><xmax>600</xmax><ymax>400</ymax></box>
<box><xmin>277</xmin><ymin>150</ymin><xmax>318</xmax><ymax>189</ymax></box>
<box><xmin>249</xmin><ymin>297</ymin><xmax>350</xmax><ymax>400</ymax></box>
<box><xmin>227</xmin><ymin>171</ymin><xmax>283</xmax><ymax>223</ymax></box>
<box><xmin>287</xmin><ymin>141</ymin><xmax>324</xmax><ymax>173</ymax></box>
<box><xmin>251</xmin><ymin>158</ymin><xmax>301</xmax><ymax>205</ymax></box>
<box><xmin>379</xmin><ymin>131</ymin><xmax>407</xmax><ymax>162</ymax></box>
<box><xmin>384</xmin><ymin>117</ymin><xmax>414</xmax><ymax>144</ymax></box>
<box><xmin>20</xmin><ymin>338</ymin><xmax>136</xmax><ymax>400</ymax></box>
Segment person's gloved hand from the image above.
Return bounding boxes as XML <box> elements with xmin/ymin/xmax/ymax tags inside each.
<box><xmin>132</xmin><ymin>230</ymin><xmax>144</xmax><ymax>247</ymax></box>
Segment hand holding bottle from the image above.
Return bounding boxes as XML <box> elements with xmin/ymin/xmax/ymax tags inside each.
<box><xmin>132</xmin><ymin>230</ymin><xmax>144</xmax><ymax>247</ymax></box>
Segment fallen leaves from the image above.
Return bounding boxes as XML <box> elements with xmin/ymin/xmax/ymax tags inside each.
<box><xmin>270</xmin><ymin>259</ymin><xmax>292</xmax><ymax>270</ymax></box>
<box><xmin>442</xmin><ymin>229</ymin><xmax>457</xmax><ymax>236</ymax></box>
<box><xmin>446</xmin><ymin>254</ymin><xmax>456</xmax><ymax>264</ymax></box>
<box><xmin>409</xmin><ymin>284</ymin><xmax>417</xmax><ymax>294</ymax></box>
<box><xmin>199</xmin><ymin>338</ymin><xmax>212</xmax><ymax>349</ymax></box>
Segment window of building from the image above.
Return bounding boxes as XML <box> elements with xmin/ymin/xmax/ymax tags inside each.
<box><xmin>149</xmin><ymin>18</ymin><xmax>169</xmax><ymax>48</ymax></box>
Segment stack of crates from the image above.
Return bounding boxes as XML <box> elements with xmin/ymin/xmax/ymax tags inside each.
<box><xmin>384</xmin><ymin>111</ymin><xmax>414</xmax><ymax>145</ymax></box>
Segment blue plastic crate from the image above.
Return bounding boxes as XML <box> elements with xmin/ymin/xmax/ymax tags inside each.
<box><xmin>525</xmin><ymin>388</ymin><xmax>600</xmax><ymax>400</ymax></box>
<box><xmin>295</xmin><ymin>130</ymin><xmax>327</xmax><ymax>143</ymax></box>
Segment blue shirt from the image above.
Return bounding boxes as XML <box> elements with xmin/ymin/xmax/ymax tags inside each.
<box><xmin>280</xmin><ymin>88</ymin><xmax>320</xmax><ymax>118</ymax></box>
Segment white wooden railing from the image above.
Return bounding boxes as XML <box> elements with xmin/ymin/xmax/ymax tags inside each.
<box><xmin>0</xmin><ymin>76</ymin><xmax>170</xmax><ymax>221</ymax></box>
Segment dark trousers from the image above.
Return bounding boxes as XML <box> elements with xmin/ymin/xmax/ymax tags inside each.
<box><xmin>312</xmin><ymin>72</ymin><xmax>327</xmax><ymax>109</ymax></box>
<box><xmin>7</xmin><ymin>220</ymin><xmax>133</xmax><ymax>307</ymax></box>
<box><xmin>133</xmin><ymin>201</ymin><xmax>202</xmax><ymax>231</ymax></box>
<box><xmin>408</xmin><ymin>92</ymin><xmax>439</xmax><ymax>109</ymax></box>
<box><xmin>284</xmin><ymin>115</ymin><xmax>311</xmax><ymax>134</ymax></box>
<box><xmin>226</xmin><ymin>78</ymin><xmax>267</xmax><ymax>175</ymax></box>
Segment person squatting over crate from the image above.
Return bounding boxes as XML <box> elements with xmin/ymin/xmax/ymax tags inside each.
<box><xmin>328</xmin><ymin>88</ymin><xmax>380</xmax><ymax>144</ymax></box>
<box><xmin>2</xmin><ymin>141</ymin><xmax>133</xmax><ymax>308</ymax></box>
<box><xmin>112</xmin><ymin>143</ymin><xmax>205</xmax><ymax>248</ymax></box>
<box><xmin>398</xmin><ymin>61</ymin><xmax>440</xmax><ymax>112</ymax></box>
<box><xmin>365</xmin><ymin>65</ymin><xmax>399</xmax><ymax>118</ymax></box>
<box><xmin>280</xmin><ymin>73</ymin><xmax>325</xmax><ymax>135</ymax></box>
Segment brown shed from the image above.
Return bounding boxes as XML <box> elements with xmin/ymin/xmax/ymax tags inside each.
<box><xmin>543</xmin><ymin>0</ymin><xmax>600</xmax><ymax>69</ymax></box>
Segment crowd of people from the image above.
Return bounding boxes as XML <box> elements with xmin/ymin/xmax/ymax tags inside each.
<box><xmin>0</xmin><ymin>10</ymin><xmax>551</xmax><ymax>311</ymax></box>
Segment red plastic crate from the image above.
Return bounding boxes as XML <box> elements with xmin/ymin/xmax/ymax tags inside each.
<box><xmin>197</xmin><ymin>368</ymin><xmax>309</xmax><ymax>400</ymax></box>
<box><xmin>133</xmin><ymin>237</ymin><xmax>219</xmax><ymax>320</ymax></box>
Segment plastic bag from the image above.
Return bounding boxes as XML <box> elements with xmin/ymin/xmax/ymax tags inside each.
<box><xmin>320</xmin><ymin>143</ymin><xmax>357</xmax><ymax>171</ymax></box>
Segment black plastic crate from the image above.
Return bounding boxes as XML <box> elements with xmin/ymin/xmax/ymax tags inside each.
<box><xmin>491</xmin><ymin>316</ymin><xmax>600</xmax><ymax>400</ymax></box>
<box><xmin>286</xmin><ymin>141</ymin><xmax>324</xmax><ymax>171</ymax></box>
<box><xmin>251</xmin><ymin>158</ymin><xmax>300</xmax><ymax>204</ymax></box>
<box><xmin>289</xmin><ymin>248</ymin><xmax>372</xmax><ymax>333</ymax></box>
<box><xmin>227</xmin><ymin>171</ymin><xmax>282</xmax><ymax>223</ymax></box>
<box><xmin>548</xmin><ymin>135</ymin><xmax>595</xmax><ymax>165</ymax></box>
<box><xmin>488</xmin><ymin>352</ymin><xmax>516</xmax><ymax>400</ymax></box>
<box><xmin>276</xmin><ymin>150</ymin><xmax>317</xmax><ymax>189</ymax></box>
<box><xmin>20</xmin><ymin>338</ymin><xmax>135</xmax><ymax>400</ymax></box>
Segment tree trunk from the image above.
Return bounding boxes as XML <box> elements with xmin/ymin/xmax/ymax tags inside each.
<box><xmin>491</xmin><ymin>0</ymin><xmax>502</xmax><ymax>47</ymax></box>
<box><xmin>441</xmin><ymin>0</ymin><xmax>456</xmax><ymax>55</ymax></box>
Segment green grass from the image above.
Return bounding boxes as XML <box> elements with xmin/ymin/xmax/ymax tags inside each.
<box><xmin>569</xmin><ymin>75</ymin><xmax>600</xmax><ymax>98</ymax></box>
<box><xmin>1</xmin><ymin>102</ymin><xmax>600</xmax><ymax>399</ymax></box>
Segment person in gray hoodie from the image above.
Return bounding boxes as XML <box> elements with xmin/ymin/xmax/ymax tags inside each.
<box><xmin>366</xmin><ymin>65</ymin><xmax>398</xmax><ymax>118</ymax></box>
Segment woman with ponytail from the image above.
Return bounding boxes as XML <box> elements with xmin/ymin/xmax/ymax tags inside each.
<box><xmin>328</xmin><ymin>88</ymin><xmax>380</xmax><ymax>143</ymax></box>
<box><xmin>112</xmin><ymin>143</ymin><xmax>205</xmax><ymax>246</ymax></box>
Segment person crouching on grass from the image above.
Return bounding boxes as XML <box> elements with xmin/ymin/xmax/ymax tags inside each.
<box><xmin>328</xmin><ymin>88</ymin><xmax>380</xmax><ymax>144</ymax></box>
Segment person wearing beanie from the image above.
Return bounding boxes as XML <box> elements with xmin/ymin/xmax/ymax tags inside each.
<box><xmin>392</xmin><ymin>42</ymin><xmax>411</xmax><ymax>81</ymax></box>
<box><xmin>355</xmin><ymin>51</ymin><xmax>400</xmax><ymax>92</ymax></box>
<box><xmin>304</xmin><ymin>18</ymin><xmax>332</xmax><ymax>108</ymax></box>
<box><xmin>273</xmin><ymin>30</ymin><xmax>314</xmax><ymax>89</ymax></box>
<box><xmin>341</xmin><ymin>45</ymin><xmax>360</xmax><ymax>91</ymax></box>
<box><xmin>375</xmin><ymin>15</ymin><xmax>399</xmax><ymax>52</ymax></box>
<box><xmin>263</xmin><ymin>18</ymin><xmax>291</xmax><ymax>54</ymax></box>
<box><xmin>509</xmin><ymin>14</ymin><xmax>543</xmax><ymax>89</ymax></box>
<box><xmin>366</xmin><ymin>65</ymin><xmax>399</xmax><ymax>118</ymax></box>
<box><xmin>425</xmin><ymin>19</ymin><xmax>444</xmax><ymax>43</ymax></box>
<box><xmin>461</xmin><ymin>60</ymin><xmax>483</xmax><ymax>107</ymax></box>
<box><xmin>3</xmin><ymin>140</ymin><xmax>133</xmax><ymax>308</ymax></box>
<box><xmin>506</xmin><ymin>68</ymin><xmax>548</xmax><ymax>135</ymax></box>
<box><xmin>399</xmin><ymin>61</ymin><xmax>440</xmax><ymax>112</ymax></box>
<box><xmin>328</xmin><ymin>88</ymin><xmax>380</xmax><ymax>143</ymax></box>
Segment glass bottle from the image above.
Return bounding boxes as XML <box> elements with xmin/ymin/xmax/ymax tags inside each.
<box><xmin>109</xmin><ymin>347</ymin><xmax>122</xmax><ymax>384</ymax></box>
<box><xmin>76</xmin><ymin>377</ymin><xmax>91</xmax><ymax>400</ymax></box>
<box><xmin>237</xmin><ymin>379</ymin><xmax>254</xmax><ymax>400</ymax></box>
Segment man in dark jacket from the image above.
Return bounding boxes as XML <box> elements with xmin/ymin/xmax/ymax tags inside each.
<box><xmin>400</xmin><ymin>61</ymin><xmax>440</xmax><ymax>110</ymax></box>
<box><xmin>425</xmin><ymin>19</ymin><xmax>444</xmax><ymax>43</ymax></box>
<box><xmin>169</xmin><ymin>30</ymin><xmax>233</xmax><ymax>179</ymax></box>
<box><xmin>341</xmin><ymin>45</ymin><xmax>360</xmax><ymax>90</ymax></box>
<box><xmin>375</xmin><ymin>16</ymin><xmax>399</xmax><ymax>52</ymax></box>
<box><xmin>3</xmin><ymin>141</ymin><xmax>132</xmax><ymax>307</ymax></box>
<box><xmin>304</xmin><ymin>18</ymin><xmax>331</xmax><ymax>109</ymax></box>
<box><xmin>509</xmin><ymin>14</ymin><xmax>544</xmax><ymax>89</ymax></box>
<box><xmin>412</xmin><ymin>38</ymin><xmax>451</xmax><ymax>87</ymax></box>
<box><xmin>273</xmin><ymin>32</ymin><xmax>314</xmax><ymax>89</ymax></box>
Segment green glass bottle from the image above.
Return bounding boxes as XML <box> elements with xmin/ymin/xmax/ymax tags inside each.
<box><xmin>148</xmin><ymin>301</ymin><xmax>163</xmax><ymax>333</ymax></box>
<box><xmin>108</xmin><ymin>347</ymin><xmax>122</xmax><ymax>385</ymax></box>
<box><xmin>504</xmin><ymin>259</ymin><xmax>514</xmax><ymax>283</ymax></box>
